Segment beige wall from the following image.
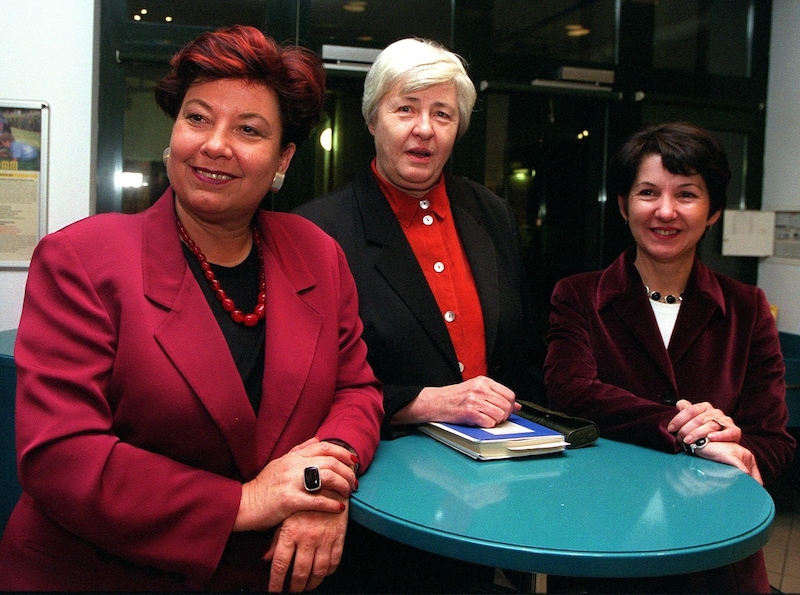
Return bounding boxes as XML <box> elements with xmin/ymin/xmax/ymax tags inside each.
<box><xmin>0</xmin><ymin>0</ymin><xmax>97</xmax><ymax>330</ymax></box>
<box><xmin>759</xmin><ymin>0</ymin><xmax>800</xmax><ymax>334</ymax></box>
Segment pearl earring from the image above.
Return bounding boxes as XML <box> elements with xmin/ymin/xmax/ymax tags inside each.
<box><xmin>271</xmin><ymin>171</ymin><xmax>285</xmax><ymax>193</ymax></box>
<box><xmin>162</xmin><ymin>147</ymin><xmax>170</xmax><ymax>165</ymax></box>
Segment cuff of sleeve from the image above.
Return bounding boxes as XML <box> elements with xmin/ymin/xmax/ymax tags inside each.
<box><xmin>322</xmin><ymin>438</ymin><xmax>360</xmax><ymax>474</ymax></box>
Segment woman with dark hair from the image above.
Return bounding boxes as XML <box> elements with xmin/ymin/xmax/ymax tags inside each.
<box><xmin>0</xmin><ymin>25</ymin><xmax>382</xmax><ymax>593</ymax></box>
<box><xmin>545</xmin><ymin>122</ymin><xmax>794</xmax><ymax>593</ymax></box>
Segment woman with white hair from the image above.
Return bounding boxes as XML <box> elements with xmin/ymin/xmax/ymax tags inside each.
<box><xmin>297</xmin><ymin>38</ymin><xmax>542</xmax><ymax>592</ymax></box>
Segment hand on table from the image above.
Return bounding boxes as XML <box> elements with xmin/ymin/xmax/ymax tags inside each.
<box><xmin>668</xmin><ymin>400</ymin><xmax>761</xmax><ymax>484</ymax></box>
<box><xmin>668</xmin><ymin>399</ymin><xmax>742</xmax><ymax>446</ymax></box>
<box><xmin>392</xmin><ymin>375</ymin><xmax>520</xmax><ymax>427</ymax></box>
<box><xmin>687</xmin><ymin>440</ymin><xmax>764</xmax><ymax>485</ymax></box>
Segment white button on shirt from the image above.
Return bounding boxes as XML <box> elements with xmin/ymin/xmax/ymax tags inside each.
<box><xmin>433</xmin><ymin>262</ymin><xmax>445</xmax><ymax>273</ymax></box>
<box><xmin>419</xmin><ymin>199</ymin><xmax>430</xmax><ymax>210</ymax></box>
<box><xmin>444</xmin><ymin>310</ymin><xmax>456</xmax><ymax>322</ymax></box>
<box><xmin>422</xmin><ymin>214</ymin><xmax>434</xmax><ymax>226</ymax></box>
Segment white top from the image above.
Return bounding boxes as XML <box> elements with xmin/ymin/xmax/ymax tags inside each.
<box><xmin>650</xmin><ymin>300</ymin><xmax>681</xmax><ymax>347</ymax></box>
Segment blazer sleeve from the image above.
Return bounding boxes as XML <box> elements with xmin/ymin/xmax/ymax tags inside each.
<box><xmin>14</xmin><ymin>231</ymin><xmax>243</xmax><ymax>587</ymax></box>
<box><xmin>731</xmin><ymin>288</ymin><xmax>795</xmax><ymax>484</ymax></box>
<box><xmin>313</xmin><ymin>243</ymin><xmax>384</xmax><ymax>469</ymax></box>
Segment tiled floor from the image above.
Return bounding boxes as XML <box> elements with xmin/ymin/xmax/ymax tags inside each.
<box><xmin>766</xmin><ymin>481</ymin><xmax>800</xmax><ymax>594</ymax></box>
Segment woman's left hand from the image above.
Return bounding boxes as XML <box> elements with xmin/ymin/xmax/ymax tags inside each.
<box><xmin>667</xmin><ymin>399</ymin><xmax>742</xmax><ymax>446</ymax></box>
<box><xmin>668</xmin><ymin>400</ymin><xmax>762</xmax><ymax>484</ymax></box>
<box><xmin>688</xmin><ymin>440</ymin><xmax>764</xmax><ymax>485</ymax></box>
<box><xmin>264</xmin><ymin>500</ymin><xmax>349</xmax><ymax>592</ymax></box>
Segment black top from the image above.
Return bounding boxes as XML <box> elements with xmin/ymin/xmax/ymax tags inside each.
<box><xmin>183</xmin><ymin>242</ymin><xmax>265</xmax><ymax>413</ymax></box>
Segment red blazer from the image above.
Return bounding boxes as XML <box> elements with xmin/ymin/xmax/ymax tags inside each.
<box><xmin>0</xmin><ymin>190</ymin><xmax>383</xmax><ymax>592</ymax></box>
<box><xmin>545</xmin><ymin>249</ymin><xmax>794</xmax><ymax>593</ymax></box>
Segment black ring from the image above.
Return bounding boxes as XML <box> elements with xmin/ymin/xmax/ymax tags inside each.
<box><xmin>683</xmin><ymin>437</ymin><xmax>708</xmax><ymax>455</ymax></box>
<box><xmin>303</xmin><ymin>465</ymin><xmax>321</xmax><ymax>492</ymax></box>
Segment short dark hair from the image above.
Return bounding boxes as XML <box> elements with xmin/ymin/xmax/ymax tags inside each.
<box><xmin>610</xmin><ymin>122</ymin><xmax>731</xmax><ymax>216</ymax></box>
<box><xmin>154</xmin><ymin>25</ymin><xmax>326</xmax><ymax>148</ymax></box>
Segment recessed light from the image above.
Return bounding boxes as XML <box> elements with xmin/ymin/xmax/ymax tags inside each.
<box><xmin>566</xmin><ymin>26</ymin><xmax>591</xmax><ymax>37</ymax></box>
<box><xmin>343</xmin><ymin>1</ymin><xmax>367</xmax><ymax>13</ymax></box>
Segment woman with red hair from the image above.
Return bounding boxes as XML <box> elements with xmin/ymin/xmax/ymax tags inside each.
<box><xmin>0</xmin><ymin>25</ymin><xmax>382</xmax><ymax>592</ymax></box>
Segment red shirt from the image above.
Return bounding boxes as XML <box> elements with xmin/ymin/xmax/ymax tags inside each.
<box><xmin>372</xmin><ymin>160</ymin><xmax>487</xmax><ymax>380</ymax></box>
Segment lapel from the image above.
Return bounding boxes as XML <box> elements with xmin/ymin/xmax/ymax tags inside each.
<box><xmin>253</xmin><ymin>211</ymin><xmax>321</xmax><ymax>462</ymax></box>
<box><xmin>446</xmin><ymin>175</ymin><xmax>501</xmax><ymax>355</ymax></box>
<box><xmin>599</xmin><ymin>250</ymin><xmax>677</xmax><ymax>385</ymax></box>
<box><xmin>354</xmin><ymin>171</ymin><xmax>459</xmax><ymax>369</ymax></box>
<box><xmin>599</xmin><ymin>250</ymin><xmax>727</xmax><ymax>385</ymax></box>
<box><xmin>667</xmin><ymin>258</ymin><xmax>725</xmax><ymax>364</ymax></box>
<box><xmin>141</xmin><ymin>192</ymin><xmax>260</xmax><ymax>479</ymax></box>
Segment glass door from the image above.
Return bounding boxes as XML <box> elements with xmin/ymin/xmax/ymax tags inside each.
<box><xmin>475</xmin><ymin>87</ymin><xmax>614</xmax><ymax>339</ymax></box>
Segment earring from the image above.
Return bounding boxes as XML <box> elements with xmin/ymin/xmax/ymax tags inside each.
<box><xmin>162</xmin><ymin>147</ymin><xmax>170</xmax><ymax>165</ymax></box>
<box><xmin>271</xmin><ymin>171</ymin><xmax>285</xmax><ymax>193</ymax></box>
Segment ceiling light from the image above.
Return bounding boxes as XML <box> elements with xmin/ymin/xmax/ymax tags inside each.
<box><xmin>343</xmin><ymin>1</ymin><xmax>367</xmax><ymax>13</ymax></box>
<box><xmin>566</xmin><ymin>25</ymin><xmax>591</xmax><ymax>37</ymax></box>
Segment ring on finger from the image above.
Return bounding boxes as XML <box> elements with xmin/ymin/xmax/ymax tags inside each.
<box><xmin>683</xmin><ymin>436</ymin><xmax>708</xmax><ymax>456</ymax></box>
<box><xmin>303</xmin><ymin>465</ymin><xmax>322</xmax><ymax>492</ymax></box>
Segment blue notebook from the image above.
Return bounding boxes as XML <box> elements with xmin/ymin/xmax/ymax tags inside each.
<box><xmin>419</xmin><ymin>414</ymin><xmax>569</xmax><ymax>460</ymax></box>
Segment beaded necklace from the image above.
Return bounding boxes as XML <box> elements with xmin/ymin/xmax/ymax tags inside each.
<box><xmin>177</xmin><ymin>218</ymin><xmax>266</xmax><ymax>326</ymax></box>
<box><xmin>644</xmin><ymin>285</ymin><xmax>683</xmax><ymax>304</ymax></box>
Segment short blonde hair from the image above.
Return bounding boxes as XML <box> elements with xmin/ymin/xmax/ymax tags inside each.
<box><xmin>362</xmin><ymin>38</ymin><xmax>477</xmax><ymax>140</ymax></box>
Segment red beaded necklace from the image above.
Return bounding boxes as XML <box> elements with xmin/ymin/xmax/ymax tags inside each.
<box><xmin>177</xmin><ymin>218</ymin><xmax>266</xmax><ymax>326</ymax></box>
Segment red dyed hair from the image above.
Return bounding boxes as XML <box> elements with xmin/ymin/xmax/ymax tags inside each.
<box><xmin>154</xmin><ymin>25</ymin><xmax>325</xmax><ymax>147</ymax></box>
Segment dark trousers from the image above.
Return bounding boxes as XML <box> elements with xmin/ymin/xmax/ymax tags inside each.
<box><xmin>320</xmin><ymin>520</ymin><xmax>500</xmax><ymax>594</ymax></box>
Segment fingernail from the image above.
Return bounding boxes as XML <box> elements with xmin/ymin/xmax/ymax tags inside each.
<box><xmin>339</xmin><ymin>502</ymin><xmax>346</xmax><ymax>512</ymax></box>
<box><xmin>351</xmin><ymin>454</ymin><xmax>360</xmax><ymax>465</ymax></box>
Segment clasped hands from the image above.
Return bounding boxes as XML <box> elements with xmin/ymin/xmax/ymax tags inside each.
<box><xmin>668</xmin><ymin>399</ymin><xmax>762</xmax><ymax>484</ymax></box>
<box><xmin>236</xmin><ymin>437</ymin><xmax>359</xmax><ymax>592</ymax></box>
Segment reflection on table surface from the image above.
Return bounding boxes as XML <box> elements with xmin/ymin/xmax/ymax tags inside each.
<box><xmin>350</xmin><ymin>434</ymin><xmax>774</xmax><ymax>577</ymax></box>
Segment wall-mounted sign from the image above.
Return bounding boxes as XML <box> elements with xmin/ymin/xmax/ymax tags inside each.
<box><xmin>0</xmin><ymin>100</ymin><xmax>48</xmax><ymax>267</ymax></box>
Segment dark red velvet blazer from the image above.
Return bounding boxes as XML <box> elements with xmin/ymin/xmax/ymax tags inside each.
<box><xmin>0</xmin><ymin>190</ymin><xmax>383</xmax><ymax>592</ymax></box>
<box><xmin>545</xmin><ymin>248</ymin><xmax>794</xmax><ymax>485</ymax></box>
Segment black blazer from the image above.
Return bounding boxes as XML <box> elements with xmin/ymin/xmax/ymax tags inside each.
<box><xmin>296</xmin><ymin>166</ymin><xmax>543</xmax><ymax>437</ymax></box>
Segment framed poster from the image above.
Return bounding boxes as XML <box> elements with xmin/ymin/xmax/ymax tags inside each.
<box><xmin>0</xmin><ymin>100</ymin><xmax>48</xmax><ymax>267</ymax></box>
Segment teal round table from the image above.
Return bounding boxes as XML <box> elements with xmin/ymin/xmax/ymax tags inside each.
<box><xmin>349</xmin><ymin>434</ymin><xmax>774</xmax><ymax>578</ymax></box>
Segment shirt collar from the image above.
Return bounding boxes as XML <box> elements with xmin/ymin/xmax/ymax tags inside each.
<box><xmin>370</xmin><ymin>159</ymin><xmax>449</xmax><ymax>228</ymax></box>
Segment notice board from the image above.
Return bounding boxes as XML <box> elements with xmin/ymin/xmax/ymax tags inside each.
<box><xmin>0</xmin><ymin>100</ymin><xmax>48</xmax><ymax>267</ymax></box>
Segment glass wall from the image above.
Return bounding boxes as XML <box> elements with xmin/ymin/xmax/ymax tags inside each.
<box><xmin>308</xmin><ymin>0</ymin><xmax>452</xmax><ymax>48</ymax></box>
<box><xmin>487</xmin><ymin>0</ymin><xmax>617</xmax><ymax>65</ymax></box>
<box><xmin>652</xmin><ymin>0</ymin><xmax>754</xmax><ymax>77</ymax></box>
<box><xmin>101</xmin><ymin>0</ymin><xmax>771</xmax><ymax>298</ymax></box>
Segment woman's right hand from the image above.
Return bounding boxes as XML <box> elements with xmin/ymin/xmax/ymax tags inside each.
<box><xmin>391</xmin><ymin>376</ymin><xmax>520</xmax><ymax>428</ymax></box>
<box><xmin>234</xmin><ymin>438</ymin><xmax>357</xmax><ymax>532</ymax></box>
